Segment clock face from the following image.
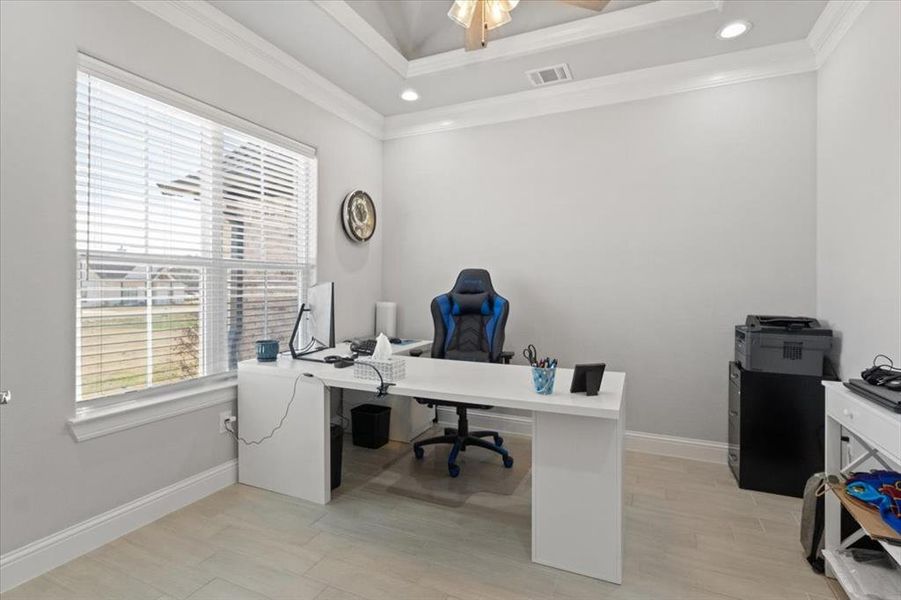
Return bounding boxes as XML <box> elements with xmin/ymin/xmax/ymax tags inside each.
<box><xmin>341</xmin><ymin>191</ymin><xmax>376</xmax><ymax>242</ymax></box>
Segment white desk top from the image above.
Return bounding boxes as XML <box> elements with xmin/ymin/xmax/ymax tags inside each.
<box><xmin>239</xmin><ymin>343</ymin><xmax>623</xmax><ymax>420</ymax></box>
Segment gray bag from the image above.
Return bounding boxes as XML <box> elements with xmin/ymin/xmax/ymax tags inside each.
<box><xmin>800</xmin><ymin>472</ymin><xmax>826</xmax><ymax>573</ymax></box>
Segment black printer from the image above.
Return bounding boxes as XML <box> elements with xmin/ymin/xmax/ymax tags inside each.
<box><xmin>735</xmin><ymin>315</ymin><xmax>833</xmax><ymax>377</ymax></box>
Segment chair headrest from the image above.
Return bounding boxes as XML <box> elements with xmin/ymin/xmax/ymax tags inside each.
<box><xmin>451</xmin><ymin>268</ymin><xmax>495</xmax><ymax>296</ymax></box>
<box><xmin>451</xmin><ymin>292</ymin><xmax>490</xmax><ymax>315</ymax></box>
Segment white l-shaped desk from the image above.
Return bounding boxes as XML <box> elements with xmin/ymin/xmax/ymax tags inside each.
<box><xmin>237</xmin><ymin>343</ymin><xmax>626</xmax><ymax>583</ymax></box>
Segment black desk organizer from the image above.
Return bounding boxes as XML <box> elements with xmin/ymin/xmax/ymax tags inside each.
<box><xmin>728</xmin><ymin>361</ymin><xmax>834</xmax><ymax>498</ymax></box>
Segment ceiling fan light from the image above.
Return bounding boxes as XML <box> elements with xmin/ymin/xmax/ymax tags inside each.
<box><xmin>484</xmin><ymin>0</ymin><xmax>513</xmax><ymax>30</ymax></box>
<box><xmin>448</xmin><ymin>0</ymin><xmax>477</xmax><ymax>29</ymax></box>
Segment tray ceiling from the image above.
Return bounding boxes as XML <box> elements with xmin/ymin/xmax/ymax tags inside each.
<box><xmin>207</xmin><ymin>0</ymin><xmax>826</xmax><ymax>116</ymax></box>
<box><xmin>346</xmin><ymin>0</ymin><xmax>653</xmax><ymax>60</ymax></box>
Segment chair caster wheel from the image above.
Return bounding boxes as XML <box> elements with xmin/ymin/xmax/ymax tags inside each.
<box><xmin>495</xmin><ymin>436</ymin><xmax>504</xmax><ymax>447</ymax></box>
<box><xmin>448</xmin><ymin>464</ymin><xmax>460</xmax><ymax>478</ymax></box>
<box><xmin>503</xmin><ymin>456</ymin><xmax>514</xmax><ymax>469</ymax></box>
<box><xmin>413</xmin><ymin>446</ymin><xmax>424</xmax><ymax>459</ymax></box>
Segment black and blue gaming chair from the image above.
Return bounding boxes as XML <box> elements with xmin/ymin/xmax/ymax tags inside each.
<box><xmin>412</xmin><ymin>269</ymin><xmax>514</xmax><ymax>477</ymax></box>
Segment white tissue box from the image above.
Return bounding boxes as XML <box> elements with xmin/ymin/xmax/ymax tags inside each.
<box><xmin>354</xmin><ymin>357</ymin><xmax>406</xmax><ymax>383</ymax></box>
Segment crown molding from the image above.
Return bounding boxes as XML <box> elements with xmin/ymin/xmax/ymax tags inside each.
<box><xmin>383</xmin><ymin>40</ymin><xmax>816</xmax><ymax>139</ymax></box>
<box><xmin>311</xmin><ymin>0</ymin><xmax>408</xmax><ymax>77</ymax></box>
<box><xmin>806</xmin><ymin>0</ymin><xmax>870</xmax><ymax>68</ymax></box>
<box><xmin>406</xmin><ymin>0</ymin><xmax>723</xmax><ymax>78</ymax></box>
<box><xmin>128</xmin><ymin>0</ymin><xmax>854</xmax><ymax>143</ymax></box>
<box><xmin>131</xmin><ymin>0</ymin><xmax>384</xmax><ymax>139</ymax></box>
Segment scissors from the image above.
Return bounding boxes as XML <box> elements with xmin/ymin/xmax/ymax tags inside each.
<box><xmin>523</xmin><ymin>344</ymin><xmax>539</xmax><ymax>366</ymax></box>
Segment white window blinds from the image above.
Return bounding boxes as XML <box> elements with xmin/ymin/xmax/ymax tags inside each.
<box><xmin>75</xmin><ymin>62</ymin><xmax>316</xmax><ymax>401</ymax></box>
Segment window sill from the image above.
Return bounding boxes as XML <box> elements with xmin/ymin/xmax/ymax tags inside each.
<box><xmin>67</xmin><ymin>377</ymin><xmax>237</xmax><ymax>442</ymax></box>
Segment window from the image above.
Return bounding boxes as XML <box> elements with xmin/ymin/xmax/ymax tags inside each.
<box><xmin>75</xmin><ymin>58</ymin><xmax>317</xmax><ymax>402</ymax></box>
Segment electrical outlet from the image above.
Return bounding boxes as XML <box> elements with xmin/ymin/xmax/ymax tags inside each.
<box><xmin>219</xmin><ymin>410</ymin><xmax>234</xmax><ymax>434</ymax></box>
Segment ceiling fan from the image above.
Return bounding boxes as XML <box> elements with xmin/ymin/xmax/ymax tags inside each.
<box><xmin>448</xmin><ymin>0</ymin><xmax>612</xmax><ymax>51</ymax></box>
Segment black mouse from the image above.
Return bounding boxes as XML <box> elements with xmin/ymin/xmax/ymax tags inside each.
<box><xmin>389</xmin><ymin>337</ymin><xmax>402</xmax><ymax>344</ymax></box>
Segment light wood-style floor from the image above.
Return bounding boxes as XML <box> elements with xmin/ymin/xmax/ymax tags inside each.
<box><xmin>2</xmin><ymin>430</ymin><xmax>846</xmax><ymax>600</ymax></box>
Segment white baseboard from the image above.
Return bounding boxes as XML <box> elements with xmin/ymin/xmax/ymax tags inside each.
<box><xmin>438</xmin><ymin>408</ymin><xmax>727</xmax><ymax>465</ymax></box>
<box><xmin>0</xmin><ymin>459</ymin><xmax>237</xmax><ymax>593</ymax></box>
<box><xmin>624</xmin><ymin>431</ymin><xmax>727</xmax><ymax>464</ymax></box>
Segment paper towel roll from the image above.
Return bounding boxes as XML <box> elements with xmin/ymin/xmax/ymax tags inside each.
<box><xmin>375</xmin><ymin>301</ymin><xmax>397</xmax><ymax>338</ymax></box>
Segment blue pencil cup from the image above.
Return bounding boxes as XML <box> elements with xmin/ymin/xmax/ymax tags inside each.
<box><xmin>255</xmin><ymin>340</ymin><xmax>279</xmax><ymax>362</ymax></box>
<box><xmin>531</xmin><ymin>366</ymin><xmax>556</xmax><ymax>395</ymax></box>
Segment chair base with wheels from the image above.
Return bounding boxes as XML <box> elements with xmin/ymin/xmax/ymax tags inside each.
<box><xmin>413</xmin><ymin>402</ymin><xmax>513</xmax><ymax>477</ymax></box>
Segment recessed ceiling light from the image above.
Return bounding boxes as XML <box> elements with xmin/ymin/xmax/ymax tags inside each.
<box><xmin>440</xmin><ymin>120</ymin><xmax>454</xmax><ymax>127</ymax></box>
<box><xmin>400</xmin><ymin>89</ymin><xmax>419</xmax><ymax>102</ymax></box>
<box><xmin>717</xmin><ymin>20</ymin><xmax>751</xmax><ymax>40</ymax></box>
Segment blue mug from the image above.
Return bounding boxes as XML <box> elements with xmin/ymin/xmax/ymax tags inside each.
<box><xmin>256</xmin><ymin>340</ymin><xmax>279</xmax><ymax>362</ymax></box>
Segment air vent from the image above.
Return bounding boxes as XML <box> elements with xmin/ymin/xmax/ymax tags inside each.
<box><xmin>526</xmin><ymin>63</ymin><xmax>573</xmax><ymax>87</ymax></box>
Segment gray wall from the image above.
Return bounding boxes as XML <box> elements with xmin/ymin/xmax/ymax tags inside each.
<box><xmin>383</xmin><ymin>74</ymin><xmax>819</xmax><ymax>443</ymax></box>
<box><xmin>816</xmin><ymin>1</ymin><xmax>901</xmax><ymax>377</ymax></box>
<box><xmin>0</xmin><ymin>0</ymin><xmax>382</xmax><ymax>554</ymax></box>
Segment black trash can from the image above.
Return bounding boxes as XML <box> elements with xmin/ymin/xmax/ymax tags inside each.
<box><xmin>350</xmin><ymin>403</ymin><xmax>391</xmax><ymax>449</ymax></box>
<box><xmin>330</xmin><ymin>424</ymin><xmax>343</xmax><ymax>490</ymax></box>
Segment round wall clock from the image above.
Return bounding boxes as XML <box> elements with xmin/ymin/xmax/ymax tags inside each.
<box><xmin>341</xmin><ymin>190</ymin><xmax>376</xmax><ymax>242</ymax></box>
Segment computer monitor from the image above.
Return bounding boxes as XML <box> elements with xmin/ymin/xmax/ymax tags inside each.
<box><xmin>289</xmin><ymin>281</ymin><xmax>335</xmax><ymax>358</ymax></box>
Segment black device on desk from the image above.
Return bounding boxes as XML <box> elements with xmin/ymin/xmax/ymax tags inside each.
<box><xmin>845</xmin><ymin>379</ymin><xmax>901</xmax><ymax>412</ymax></box>
<box><xmin>844</xmin><ymin>354</ymin><xmax>901</xmax><ymax>412</ymax></box>
<box><xmin>350</xmin><ymin>339</ymin><xmax>377</xmax><ymax>356</ymax></box>
<box><xmin>860</xmin><ymin>354</ymin><xmax>901</xmax><ymax>390</ymax></box>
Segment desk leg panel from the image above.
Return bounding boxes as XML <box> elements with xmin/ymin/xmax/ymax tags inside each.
<box><xmin>532</xmin><ymin>411</ymin><xmax>624</xmax><ymax>583</ymax></box>
<box><xmin>237</xmin><ymin>373</ymin><xmax>330</xmax><ymax>504</ymax></box>
<box><xmin>824</xmin><ymin>413</ymin><xmax>842</xmax><ymax>578</ymax></box>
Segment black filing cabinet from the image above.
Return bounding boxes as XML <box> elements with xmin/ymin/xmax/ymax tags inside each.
<box><xmin>728</xmin><ymin>361</ymin><xmax>826</xmax><ymax>497</ymax></box>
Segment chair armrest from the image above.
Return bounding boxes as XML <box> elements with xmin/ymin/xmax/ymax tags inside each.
<box><xmin>409</xmin><ymin>349</ymin><xmax>423</xmax><ymax>357</ymax></box>
<box><xmin>500</xmin><ymin>351</ymin><xmax>514</xmax><ymax>364</ymax></box>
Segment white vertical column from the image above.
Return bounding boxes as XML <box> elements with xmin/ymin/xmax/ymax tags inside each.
<box><xmin>237</xmin><ymin>369</ymin><xmax>331</xmax><ymax>504</ymax></box>
<box><xmin>532</xmin><ymin>409</ymin><xmax>624</xmax><ymax>583</ymax></box>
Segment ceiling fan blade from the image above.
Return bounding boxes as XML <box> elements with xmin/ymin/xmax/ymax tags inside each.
<box><xmin>560</xmin><ymin>0</ymin><xmax>611</xmax><ymax>11</ymax></box>
<box><xmin>464</xmin><ymin>0</ymin><xmax>486</xmax><ymax>51</ymax></box>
